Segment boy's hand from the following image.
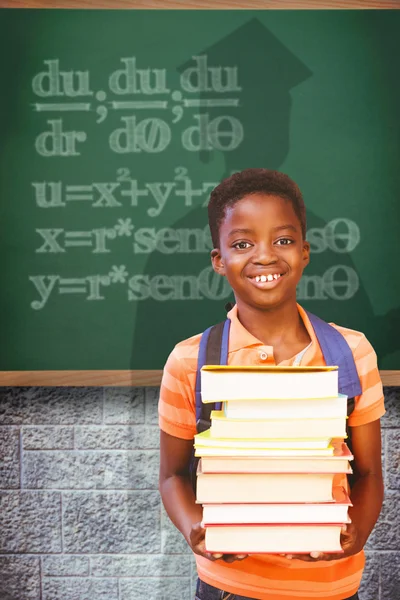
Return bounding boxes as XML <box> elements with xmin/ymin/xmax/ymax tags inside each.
<box><xmin>283</xmin><ymin>523</ymin><xmax>362</xmax><ymax>562</ymax></box>
<box><xmin>189</xmin><ymin>522</ymin><xmax>248</xmax><ymax>563</ymax></box>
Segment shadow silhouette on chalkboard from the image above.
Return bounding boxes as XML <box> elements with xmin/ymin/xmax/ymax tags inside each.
<box><xmin>181</xmin><ymin>17</ymin><xmax>313</xmax><ymax>173</ymax></box>
<box><xmin>129</xmin><ymin>18</ymin><xmax>400</xmax><ymax>371</ymax></box>
<box><xmin>129</xmin><ymin>18</ymin><xmax>312</xmax><ymax>369</ymax></box>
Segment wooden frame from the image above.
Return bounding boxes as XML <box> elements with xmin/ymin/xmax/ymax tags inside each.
<box><xmin>1</xmin><ymin>1</ymin><xmax>400</xmax><ymax>9</ymax></box>
<box><xmin>1</xmin><ymin>0</ymin><xmax>399</xmax><ymax>385</ymax></box>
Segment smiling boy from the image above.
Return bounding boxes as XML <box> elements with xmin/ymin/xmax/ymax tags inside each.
<box><xmin>159</xmin><ymin>169</ymin><xmax>384</xmax><ymax>600</ymax></box>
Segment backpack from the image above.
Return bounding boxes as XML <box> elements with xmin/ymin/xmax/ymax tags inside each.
<box><xmin>191</xmin><ymin>309</ymin><xmax>361</xmax><ymax>490</ymax></box>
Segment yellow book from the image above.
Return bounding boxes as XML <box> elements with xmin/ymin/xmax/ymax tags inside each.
<box><xmin>194</xmin><ymin>428</ymin><xmax>332</xmax><ymax>450</ymax></box>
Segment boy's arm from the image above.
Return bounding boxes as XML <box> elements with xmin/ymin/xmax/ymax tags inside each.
<box><xmin>290</xmin><ymin>332</ymin><xmax>385</xmax><ymax>562</ymax></box>
<box><xmin>159</xmin><ymin>430</ymin><xmax>204</xmax><ymax>548</ymax></box>
<box><xmin>159</xmin><ymin>430</ymin><xmax>247</xmax><ymax>563</ymax></box>
<box><xmin>344</xmin><ymin>418</ymin><xmax>384</xmax><ymax>553</ymax></box>
<box><xmin>290</xmin><ymin>417</ymin><xmax>384</xmax><ymax>562</ymax></box>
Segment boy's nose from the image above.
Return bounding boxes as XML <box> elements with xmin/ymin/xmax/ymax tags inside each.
<box><xmin>252</xmin><ymin>245</ymin><xmax>279</xmax><ymax>264</ymax></box>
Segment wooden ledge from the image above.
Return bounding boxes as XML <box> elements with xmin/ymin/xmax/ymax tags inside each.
<box><xmin>0</xmin><ymin>370</ymin><xmax>398</xmax><ymax>387</ymax></box>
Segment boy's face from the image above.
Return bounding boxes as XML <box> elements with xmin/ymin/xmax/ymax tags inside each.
<box><xmin>211</xmin><ymin>193</ymin><xmax>310</xmax><ymax>311</ymax></box>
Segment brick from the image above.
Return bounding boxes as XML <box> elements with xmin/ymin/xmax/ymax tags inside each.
<box><xmin>381</xmin><ymin>386</ymin><xmax>400</xmax><ymax>428</ymax></box>
<box><xmin>190</xmin><ymin>553</ymin><xmax>198</xmax><ymax>599</ymax></box>
<box><xmin>366</xmin><ymin>491</ymin><xmax>400</xmax><ymax>550</ymax></box>
<box><xmin>104</xmin><ymin>388</ymin><xmax>145</xmax><ymax>424</ymax></box>
<box><xmin>120</xmin><ymin>577</ymin><xmax>190</xmax><ymax>600</ymax></box>
<box><xmin>42</xmin><ymin>555</ymin><xmax>89</xmax><ymax>576</ymax></box>
<box><xmin>0</xmin><ymin>491</ymin><xmax>61</xmax><ymax>552</ymax></box>
<box><xmin>91</xmin><ymin>554</ymin><xmax>191</xmax><ymax>577</ymax></box>
<box><xmin>381</xmin><ymin>551</ymin><xmax>400</xmax><ymax>600</ymax></box>
<box><xmin>358</xmin><ymin>552</ymin><xmax>380</xmax><ymax>600</ymax></box>
<box><xmin>0</xmin><ymin>387</ymin><xmax>103</xmax><ymax>425</ymax></box>
<box><xmin>161</xmin><ymin>504</ymin><xmax>190</xmax><ymax>555</ymax></box>
<box><xmin>75</xmin><ymin>425</ymin><xmax>159</xmax><ymax>449</ymax></box>
<box><xmin>145</xmin><ymin>387</ymin><xmax>160</xmax><ymax>425</ymax></box>
<box><xmin>63</xmin><ymin>491</ymin><xmax>160</xmax><ymax>553</ymax></box>
<box><xmin>23</xmin><ymin>450</ymin><xmax>159</xmax><ymax>489</ymax></box>
<box><xmin>0</xmin><ymin>427</ymin><xmax>20</xmax><ymax>488</ymax></box>
<box><xmin>23</xmin><ymin>426</ymin><xmax>74</xmax><ymax>450</ymax></box>
<box><xmin>43</xmin><ymin>578</ymin><xmax>118</xmax><ymax>600</ymax></box>
<box><xmin>386</xmin><ymin>429</ymin><xmax>400</xmax><ymax>491</ymax></box>
<box><xmin>0</xmin><ymin>556</ymin><xmax>40</xmax><ymax>600</ymax></box>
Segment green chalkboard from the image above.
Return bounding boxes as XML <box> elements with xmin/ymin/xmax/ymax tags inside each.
<box><xmin>1</xmin><ymin>9</ymin><xmax>399</xmax><ymax>371</ymax></box>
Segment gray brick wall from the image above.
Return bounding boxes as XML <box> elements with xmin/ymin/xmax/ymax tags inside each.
<box><xmin>0</xmin><ymin>385</ymin><xmax>398</xmax><ymax>600</ymax></box>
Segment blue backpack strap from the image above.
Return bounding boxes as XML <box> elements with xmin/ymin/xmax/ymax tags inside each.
<box><xmin>306</xmin><ymin>311</ymin><xmax>362</xmax><ymax>398</ymax></box>
<box><xmin>195</xmin><ymin>319</ymin><xmax>231</xmax><ymax>431</ymax></box>
<box><xmin>191</xmin><ymin>319</ymin><xmax>230</xmax><ymax>492</ymax></box>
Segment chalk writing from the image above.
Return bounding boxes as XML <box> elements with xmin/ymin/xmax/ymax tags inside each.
<box><xmin>32</xmin><ymin>168</ymin><xmax>218</xmax><ymax>215</ymax></box>
<box><xmin>32</xmin><ymin>56</ymin><xmax>244</xmax><ymax>156</ymax></box>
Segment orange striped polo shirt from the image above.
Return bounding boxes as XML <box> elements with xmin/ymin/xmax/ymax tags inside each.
<box><xmin>159</xmin><ymin>304</ymin><xmax>385</xmax><ymax>600</ymax></box>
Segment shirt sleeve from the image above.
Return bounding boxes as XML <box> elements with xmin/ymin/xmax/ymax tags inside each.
<box><xmin>158</xmin><ymin>345</ymin><xmax>197</xmax><ymax>440</ymax></box>
<box><xmin>348</xmin><ymin>334</ymin><xmax>385</xmax><ymax>427</ymax></box>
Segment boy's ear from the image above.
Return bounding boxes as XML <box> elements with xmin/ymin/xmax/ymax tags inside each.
<box><xmin>302</xmin><ymin>240</ymin><xmax>310</xmax><ymax>267</ymax></box>
<box><xmin>211</xmin><ymin>248</ymin><xmax>225</xmax><ymax>276</ymax></box>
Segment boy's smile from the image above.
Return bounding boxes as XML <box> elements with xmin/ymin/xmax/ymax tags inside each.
<box><xmin>211</xmin><ymin>193</ymin><xmax>310</xmax><ymax>311</ymax></box>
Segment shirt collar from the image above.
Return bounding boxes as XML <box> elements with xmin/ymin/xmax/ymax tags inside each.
<box><xmin>226</xmin><ymin>303</ymin><xmax>319</xmax><ymax>358</ymax></box>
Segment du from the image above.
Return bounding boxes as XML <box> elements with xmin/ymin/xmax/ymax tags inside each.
<box><xmin>180</xmin><ymin>55</ymin><xmax>241</xmax><ymax>93</ymax></box>
<box><xmin>32</xmin><ymin>59</ymin><xmax>93</xmax><ymax>97</ymax></box>
<box><xmin>109</xmin><ymin>58</ymin><xmax>169</xmax><ymax>95</ymax></box>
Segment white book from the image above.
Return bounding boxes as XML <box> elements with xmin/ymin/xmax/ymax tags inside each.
<box><xmin>195</xmin><ymin>445</ymin><xmax>335</xmax><ymax>457</ymax></box>
<box><xmin>202</xmin><ymin>487</ymin><xmax>352</xmax><ymax>525</ymax></box>
<box><xmin>224</xmin><ymin>394</ymin><xmax>348</xmax><ymax>420</ymax></box>
<box><xmin>210</xmin><ymin>411</ymin><xmax>347</xmax><ymax>440</ymax></box>
<box><xmin>205</xmin><ymin>524</ymin><xmax>344</xmax><ymax>554</ymax></box>
<box><xmin>201</xmin><ymin>366</ymin><xmax>338</xmax><ymax>402</ymax></box>
<box><xmin>196</xmin><ymin>470</ymin><xmax>335</xmax><ymax>504</ymax></box>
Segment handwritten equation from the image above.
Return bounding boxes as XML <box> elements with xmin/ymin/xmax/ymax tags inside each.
<box><xmin>30</xmin><ymin>263</ymin><xmax>360</xmax><ymax>311</ymax></box>
<box><xmin>32</xmin><ymin>56</ymin><xmax>244</xmax><ymax>156</ymax></box>
<box><xmin>33</xmin><ymin>168</ymin><xmax>218</xmax><ymax>215</ymax></box>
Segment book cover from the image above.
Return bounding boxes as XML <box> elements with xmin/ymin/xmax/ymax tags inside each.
<box><xmin>194</xmin><ymin>429</ymin><xmax>333</xmax><ymax>450</ymax></box>
<box><xmin>196</xmin><ymin>468</ymin><xmax>335</xmax><ymax>504</ymax></box>
<box><xmin>204</xmin><ymin>523</ymin><xmax>345</xmax><ymax>554</ymax></box>
<box><xmin>210</xmin><ymin>410</ymin><xmax>347</xmax><ymax>439</ymax></box>
<box><xmin>223</xmin><ymin>394</ymin><xmax>348</xmax><ymax>420</ymax></box>
<box><xmin>201</xmin><ymin>365</ymin><xmax>339</xmax><ymax>402</ymax></box>
<box><xmin>199</xmin><ymin>441</ymin><xmax>352</xmax><ymax>473</ymax></box>
<box><xmin>202</xmin><ymin>486</ymin><xmax>352</xmax><ymax>525</ymax></box>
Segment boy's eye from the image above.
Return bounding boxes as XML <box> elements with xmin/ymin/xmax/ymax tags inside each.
<box><xmin>276</xmin><ymin>238</ymin><xmax>293</xmax><ymax>246</ymax></box>
<box><xmin>233</xmin><ymin>241</ymin><xmax>252</xmax><ymax>250</ymax></box>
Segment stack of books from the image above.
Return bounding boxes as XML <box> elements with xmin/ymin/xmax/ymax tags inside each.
<box><xmin>194</xmin><ymin>365</ymin><xmax>353</xmax><ymax>554</ymax></box>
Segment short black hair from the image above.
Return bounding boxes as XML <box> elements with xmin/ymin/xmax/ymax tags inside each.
<box><xmin>208</xmin><ymin>168</ymin><xmax>307</xmax><ymax>247</ymax></box>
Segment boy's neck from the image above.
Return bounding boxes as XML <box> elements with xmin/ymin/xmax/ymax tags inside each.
<box><xmin>235</xmin><ymin>299</ymin><xmax>311</xmax><ymax>354</ymax></box>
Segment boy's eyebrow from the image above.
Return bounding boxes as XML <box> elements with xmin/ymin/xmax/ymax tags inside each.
<box><xmin>228</xmin><ymin>224</ymin><xmax>298</xmax><ymax>237</ymax></box>
<box><xmin>228</xmin><ymin>228</ymin><xmax>254</xmax><ymax>237</ymax></box>
<box><xmin>272</xmin><ymin>224</ymin><xmax>298</xmax><ymax>233</ymax></box>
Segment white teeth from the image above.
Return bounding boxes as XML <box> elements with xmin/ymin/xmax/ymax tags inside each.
<box><xmin>254</xmin><ymin>274</ymin><xmax>282</xmax><ymax>283</ymax></box>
